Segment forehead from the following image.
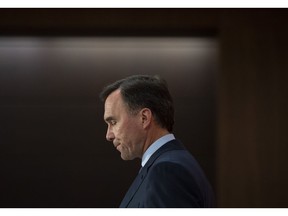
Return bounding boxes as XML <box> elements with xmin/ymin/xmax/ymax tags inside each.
<box><xmin>104</xmin><ymin>89</ymin><xmax>127</xmax><ymax>119</ymax></box>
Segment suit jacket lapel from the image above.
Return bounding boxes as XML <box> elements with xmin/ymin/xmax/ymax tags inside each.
<box><xmin>120</xmin><ymin>139</ymin><xmax>184</xmax><ymax>207</ymax></box>
<box><xmin>119</xmin><ymin>167</ymin><xmax>146</xmax><ymax>207</ymax></box>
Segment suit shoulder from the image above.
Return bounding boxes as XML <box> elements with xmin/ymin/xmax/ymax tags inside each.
<box><xmin>154</xmin><ymin>148</ymin><xmax>198</xmax><ymax>167</ymax></box>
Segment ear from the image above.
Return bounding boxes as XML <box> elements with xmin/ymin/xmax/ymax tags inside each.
<box><xmin>139</xmin><ymin>108</ymin><xmax>152</xmax><ymax>129</ymax></box>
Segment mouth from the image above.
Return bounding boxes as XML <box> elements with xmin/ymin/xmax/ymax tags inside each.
<box><xmin>114</xmin><ymin>142</ymin><xmax>120</xmax><ymax>149</ymax></box>
<box><xmin>116</xmin><ymin>145</ymin><xmax>121</xmax><ymax>151</ymax></box>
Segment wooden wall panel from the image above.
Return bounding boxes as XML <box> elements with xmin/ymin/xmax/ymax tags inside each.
<box><xmin>217</xmin><ymin>11</ymin><xmax>288</xmax><ymax>207</ymax></box>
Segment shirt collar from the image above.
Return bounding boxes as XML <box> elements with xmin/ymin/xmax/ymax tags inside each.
<box><xmin>141</xmin><ymin>133</ymin><xmax>175</xmax><ymax>167</ymax></box>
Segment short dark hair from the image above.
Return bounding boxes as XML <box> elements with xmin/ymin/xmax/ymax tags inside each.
<box><xmin>100</xmin><ymin>75</ymin><xmax>174</xmax><ymax>132</ymax></box>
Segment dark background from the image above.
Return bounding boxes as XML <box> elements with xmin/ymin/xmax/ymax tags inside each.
<box><xmin>0</xmin><ymin>9</ymin><xmax>288</xmax><ymax>207</ymax></box>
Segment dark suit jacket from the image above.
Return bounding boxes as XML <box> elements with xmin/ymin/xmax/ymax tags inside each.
<box><xmin>119</xmin><ymin>139</ymin><xmax>214</xmax><ymax>208</ymax></box>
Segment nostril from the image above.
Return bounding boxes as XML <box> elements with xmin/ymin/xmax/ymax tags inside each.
<box><xmin>106</xmin><ymin>133</ymin><xmax>114</xmax><ymax>142</ymax></box>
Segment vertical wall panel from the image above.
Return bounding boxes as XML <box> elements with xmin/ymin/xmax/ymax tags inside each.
<box><xmin>217</xmin><ymin>11</ymin><xmax>288</xmax><ymax>207</ymax></box>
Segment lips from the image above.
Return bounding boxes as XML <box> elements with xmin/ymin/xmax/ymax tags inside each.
<box><xmin>114</xmin><ymin>142</ymin><xmax>120</xmax><ymax>149</ymax></box>
<box><xmin>116</xmin><ymin>145</ymin><xmax>121</xmax><ymax>151</ymax></box>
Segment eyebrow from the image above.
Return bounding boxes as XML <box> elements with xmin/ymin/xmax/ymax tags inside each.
<box><xmin>104</xmin><ymin>116</ymin><xmax>115</xmax><ymax>123</ymax></box>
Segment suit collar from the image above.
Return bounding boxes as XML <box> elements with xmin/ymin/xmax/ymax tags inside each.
<box><xmin>141</xmin><ymin>134</ymin><xmax>175</xmax><ymax>167</ymax></box>
<box><xmin>141</xmin><ymin>139</ymin><xmax>184</xmax><ymax>174</ymax></box>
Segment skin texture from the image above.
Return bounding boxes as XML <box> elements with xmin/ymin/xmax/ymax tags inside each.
<box><xmin>103</xmin><ymin>89</ymin><xmax>169</xmax><ymax>160</ymax></box>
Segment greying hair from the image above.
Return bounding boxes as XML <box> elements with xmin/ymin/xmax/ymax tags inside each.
<box><xmin>100</xmin><ymin>75</ymin><xmax>174</xmax><ymax>132</ymax></box>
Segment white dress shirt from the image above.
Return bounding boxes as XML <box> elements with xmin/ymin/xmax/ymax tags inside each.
<box><xmin>141</xmin><ymin>133</ymin><xmax>175</xmax><ymax>167</ymax></box>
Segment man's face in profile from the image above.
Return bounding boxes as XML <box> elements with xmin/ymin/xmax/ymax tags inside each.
<box><xmin>103</xmin><ymin>89</ymin><xmax>145</xmax><ymax>160</ymax></box>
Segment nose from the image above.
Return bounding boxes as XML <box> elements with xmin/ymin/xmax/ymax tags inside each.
<box><xmin>106</xmin><ymin>127</ymin><xmax>115</xmax><ymax>142</ymax></box>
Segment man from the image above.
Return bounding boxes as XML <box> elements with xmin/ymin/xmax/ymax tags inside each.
<box><xmin>100</xmin><ymin>75</ymin><xmax>214</xmax><ymax>207</ymax></box>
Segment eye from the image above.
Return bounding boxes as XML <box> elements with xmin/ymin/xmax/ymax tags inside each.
<box><xmin>110</xmin><ymin>120</ymin><xmax>117</xmax><ymax>126</ymax></box>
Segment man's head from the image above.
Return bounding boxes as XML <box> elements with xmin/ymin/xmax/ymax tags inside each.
<box><xmin>100</xmin><ymin>75</ymin><xmax>174</xmax><ymax>160</ymax></box>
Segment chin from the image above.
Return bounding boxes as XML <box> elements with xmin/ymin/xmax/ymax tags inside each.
<box><xmin>120</xmin><ymin>154</ymin><xmax>135</xmax><ymax>161</ymax></box>
<box><xmin>121</xmin><ymin>156</ymin><xmax>132</xmax><ymax>161</ymax></box>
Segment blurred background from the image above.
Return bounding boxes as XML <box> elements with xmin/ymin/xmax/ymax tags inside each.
<box><xmin>0</xmin><ymin>9</ymin><xmax>287</xmax><ymax>207</ymax></box>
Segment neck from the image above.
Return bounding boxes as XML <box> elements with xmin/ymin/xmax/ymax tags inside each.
<box><xmin>141</xmin><ymin>127</ymin><xmax>170</xmax><ymax>158</ymax></box>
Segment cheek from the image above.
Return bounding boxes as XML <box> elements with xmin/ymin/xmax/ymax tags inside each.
<box><xmin>114</xmin><ymin>123</ymin><xmax>129</xmax><ymax>139</ymax></box>
<box><xmin>118</xmin><ymin>120</ymin><xmax>142</xmax><ymax>140</ymax></box>
<box><xmin>128</xmin><ymin>123</ymin><xmax>145</xmax><ymax>142</ymax></box>
<box><xmin>127</xmin><ymin>119</ymin><xmax>142</xmax><ymax>132</ymax></box>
